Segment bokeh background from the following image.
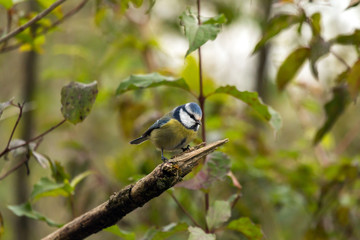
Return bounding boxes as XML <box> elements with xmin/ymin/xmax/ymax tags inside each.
<box><xmin>1</xmin><ymin>0</ymin><xmax>360</xmax><ymax>239</ymax></box>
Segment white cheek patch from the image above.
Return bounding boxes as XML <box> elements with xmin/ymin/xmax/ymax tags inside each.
<box><xmin>180</xmin><ymin>108</ymin><xmax>195</xmax><ymax>128</ymax></box>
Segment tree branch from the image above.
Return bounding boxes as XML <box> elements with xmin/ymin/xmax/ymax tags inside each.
<box><xmin>42</xmin><ymin>139</ymin><xmax>229</xmax><ymax>240</ymax></box>
<box><xmin>0</xmin><ymin>0</ymin><xmax>67</xmax><ymax>45</ymax></box>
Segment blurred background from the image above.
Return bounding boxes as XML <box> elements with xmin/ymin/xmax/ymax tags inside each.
<box><xmin>1</xmin><ymin>0</ymin><xmax>360</xmax><ymax>239</ymax></box>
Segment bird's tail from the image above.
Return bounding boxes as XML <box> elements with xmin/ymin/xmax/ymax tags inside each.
<box><xmin>130</xmin><ymin>136</ymin><xmax>148</xmax><ymax>144</ymax></box>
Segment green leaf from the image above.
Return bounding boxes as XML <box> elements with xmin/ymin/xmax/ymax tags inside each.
<box><xmin>253</xmin><ymin>14</ymin><xmax>303</xmax><ymax>53</ymax></box>
<box><xmin>310</xmin><ymin>12</ymin><xmax>321</xmax><ymax>36</ymax></box>
<box><xmin>188</xmin><ymin>226</ymin><xmax>215</xmax><ymax>240</ymax></box>
<box><xmin>207</xmin><ymin>152</ymin><xmax>231</xmax><ymax>180</ymax></box>
<box><xmin>206</xmin><ymin>200</ymin><xmax>231</xmax><ymax>230</ymax></box>
<box><xmin>347</xmin><ymin>59</ymin><xmax>360</xmax><ymax>99</ymax></box>
<box><xmin>151</xmin><ymin>222</ymin><xmax>188</xmax><ymax>240</ymax></box>
<box><xmin>8</xmin><ymin>202</ymin><xmax>62</xmax><ymax>227</ymax></box>
<box><xmin>30</xmin><ymin>177</ymin><xmax>69</xmax><ymax>201</ymax></box>
<box><xmin>276</xmin><ymin>47</ymin><xmax>310</xmax><ymax>90</ymax></box>
<box><xmin>61</xmin><ymin>81</ymin><xmax>98</xmax><ymax>124</ymax></box>
<box><xmin>0</xmin><ymin>98</ymin><xmax>14</xmax><ymax>119</ymax></box>
<box><xmin>331</xmin><ymin>29</ymin><xmax>360</xmax><ymax>46</ymax></box>
<box><xmin>131</xmin><ymin>0</ymin><xmax>143</xmax><ymax>7</ymax></box>
<box><xmin>50</xmin><ymin>161</ymin><xmax>70</xmax><ymax>183</ymax></box>
<box><xmin>227</xmin><ymin>217</ymin><xmax>263</xmax><ymax>240</ymax></box>
<box><xmin>314</xmin><ymin>86</ymin><xmax>350</xmax><ymax>145</ymax></box>
<box><xmin>213</xmin><ymin>86</ymin><xmax>282</xmax><ymax>132</ymax></box>
<box><xmin>180</xmin><ymin>11</ymin><xmax>226</xmax><ymax>57</ymax></box>
<box><xmin>0</xmin><ymin>0</ymin><xmax>13</xmax><ymax>9</ymax></box>
<box><xmin>70</xmin><ymin>171</ymin><xmax>93</xmax><ymax>189</ymax></box>
<box><xmin>309</xmin><ymin>36</ymin><xmax>331</xmax><ymax>79</ymax></box>
<box><xmin>105</xmin><ymin>225</ymin><xmax>136</xmax><ymax>240</ymax></box>
<box><xmin>116</xmin><ymin>73</ymin><xmax>190</xmax><ymax>95</ymax></box>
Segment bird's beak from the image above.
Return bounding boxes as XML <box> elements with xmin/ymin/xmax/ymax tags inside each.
<box><xmin>196</xmin><ymin>120</ymin><xmax>201</xmax><ymax>126</ymax></box>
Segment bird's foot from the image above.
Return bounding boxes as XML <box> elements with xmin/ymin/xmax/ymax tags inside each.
<box><xmin>181</xmin><ymin>145</ymin><xmax>191</xmax><ymax>152</ymax></box>
<box><xmin>161</xmin><ymin>156</ymin><xmax>168</xmax><ymax>163</ymax></box>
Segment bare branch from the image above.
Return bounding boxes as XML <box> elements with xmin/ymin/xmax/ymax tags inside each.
<box><xmin>0</xmin><ymin>0</ymin><xmax>67</xmax><ymax>45</ymax></box>
<box><xmin>42</xmin><ymin>139</ymin><xmax>229</xmax><ymax>240</ymax></box>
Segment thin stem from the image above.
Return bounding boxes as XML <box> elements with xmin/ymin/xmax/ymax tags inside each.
<box><xmin>1</xmin><ymin>103</ymin><xmax>24</xmax><ymax>155</ymax></box>
<box><xmin>0</xmin><ymin>156</ymin><xmax>29</xmax><ymax>180</ymax></box>
<box><xmin>197</xmin><ymin>0</ymin><xmax>210</xmax><ymax>233</ymax></box>
<box><xmin>331</xmin><ymin>50</ymin><xmax>351</xmax><ymax>71</ymax></box>
<box><xmin>0</xmin><ymin>119</ymin><xmax>66</xmax><ymax>158</ymax></box>
<box><xmin>169</xmin><ymin>192</ymin><xmax>202</xmax><ymax>228</ymax></box>
<box><xmin>0</xmin><ymin>0</ymin><xmax>67</xmax><ymax>44</ymax></box>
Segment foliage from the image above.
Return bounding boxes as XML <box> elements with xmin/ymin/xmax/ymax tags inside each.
<box><xmin>1</xmin><ymin>0</ymin><xmax>360</xmax><ymax>239</ymax></box>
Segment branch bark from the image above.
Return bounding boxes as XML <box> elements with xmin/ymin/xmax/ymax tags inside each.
<box><xmin>42</xmin><ymin>139</ymin><xmax>229</xmax><ymax>240</ymax></box>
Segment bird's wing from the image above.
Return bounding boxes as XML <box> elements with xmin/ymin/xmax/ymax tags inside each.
<box><xmin>142</xmin><ymin>116</ymin><xmax>171</xmax><ymax>137</ymax></box>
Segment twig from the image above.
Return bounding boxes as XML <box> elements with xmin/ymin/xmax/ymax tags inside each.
<box><xmin>42</xmin><ymin>139</ymin><xmax>229</xmax><ymax>240</ymax></box>
<box><xmin>331</xmin><ymin>50</ymin><xmax>351</xmax><ymax>71</ymax></box>
<box><xmin>0</xmin><ymin>103</ymin><xmax>24</xmax><ymax>156</ymax></box>
<box><xmin>0</xmin><ymin>156</ymin><xmax>29</xmax><ymax>180</ymax></box>
<box><xmin>168</xmin><ymin>191</ymin><xmax>202</xmax><ymax>228</ymax></box>
<box><xmin>2</xmin><ymin>118</ymin><xmax>66</xmax><ymax>157</ymax></box>
<box><xmin>0</xmin><ymin>0</ymin><xmax>67</xmax><ymax>45</ymax></box>
<box><xmin>0</xmin><ymin>0</ymin><xmax>89</xmax><ymax>54</ymax></box>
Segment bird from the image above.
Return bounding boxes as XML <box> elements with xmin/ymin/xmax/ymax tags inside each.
<box><xmin>130</xmin><ymin>102</ymin><xmax>202</xmax><ymax>162</ymax></box>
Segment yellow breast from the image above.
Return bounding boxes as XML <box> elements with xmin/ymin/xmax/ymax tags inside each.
<box><xmin>149</xmin><ymin>118</ymin><xmax>198</xmax><ymax>151</ymax></box>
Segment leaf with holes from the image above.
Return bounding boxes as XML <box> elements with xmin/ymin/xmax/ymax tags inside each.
<box><xmin>227</xmin><ymin>217</ymin><xmax>263</xmax><ymax>240</ymax></box>
<box><xmin>276</xmin><ymin>47</ymin><xmax>310</xmax><ymax>90</ymax></box>
<box><xmin>8</xmin><ymin>202</ymin><xmax>62</xmax><ymax>227</ymax></box>
<box><xmin>116</xmin><ymin>73</ymin><xmax>190</xmax><ymax>95</ymax></box>
<box><xmin>314</xmin><ymin>86</ymin><xmax>350</xmax><ymax>145</ymax></box>
<box><xmin>61</xmin><ymin>81</ymin><xmax>98</xmax><ymax>124</ymax></box>
<box><xmin>347</xmin><ymin>59</ymin><xmax>360</xmax><ymax>99</ymax></box>
<box><xmin>213</xmin><ymin>86</ymin><xmax>282</xmax><ymax>132</ymax></box>
<box><xmin>180</xmin><ymin>11</ymin><xmax>226</xmax><ymax>57</ymax></box>
<box><xmin>206</xmin><ymin>200</ymin><xmax>231</xmax><ymax>230</ymax></box>
<box><xmin>188</xmin><ymin>226</ymin><xmax>215</xmax><ymax>240</ymax></box>
<box><xmin>253</xmin><ymin>13</ymin><xmax>304</xmax><ymax>53</ymax></box>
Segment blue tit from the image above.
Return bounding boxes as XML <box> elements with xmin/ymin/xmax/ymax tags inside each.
<box><xmin>130</xmin><ymin>102</ymin><xmax>202</xmax><ymax>162</ymax></box>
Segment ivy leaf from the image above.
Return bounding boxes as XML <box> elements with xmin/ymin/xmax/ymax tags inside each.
<box><xmin>276</xmin><ymin>47</ymin><xmax>310</xmax><ymax>90</ymax></box>
<box><xmin>8</xmin><ymin>202</ymin><xmax>62</xmax><ymax>227</ymax></box>
<box><xmin>0</xmin><ymin>98</ymin><xmax>14</xmax><ymax>119</ymax></box>
<box><xmin>213</xmin><ymin>86</ymin><xmax>282</xmax><ymax>132</ymax></box>
<box><xmin>309</xmin><ymin>36</ymin><xmax>331</xmax><ymax>79</ymax></box>
<box><xmin>347</xmin><ymin>59</ymin><xmax>360</xmax><ymax>99</ymax></box>
<box><xmin>30</xmin><ymin>177</ymin><xmax>70</xmax><ymax>202</ymax></box>
<box><xmin>206</xmin><ymin>200</ymin><xmax>231</xmax><ymax>230</ymax></box>
<box><xmin>314</xmin><ymin>86</ymin><xmax>350</xmax><ymax>145</ymax></box>
<box><xmin>188</xmin><ymin>226</ymin><xmax>215</xmax><ymax>240</ymax></box>
<box><xmin>0</xmin><ymin>0</ymin><xmax>13</xmax><ymax>9</ymax></box>
<box><xmin>61</xmin><ymin>81</ymin><xmax>98</xmax><ymax>125</ymax></box>
<box><xmin>105</xmin><ymin>225</ymin><xmax>136</xmax><ymax>240</ymax></box>
<box><xmin>227</xmin><ymin>217</ymin><xmax>263</xmax><ymax>240</ymax></box>
<box><xmin>331</xmin><ymin>29</ymin><xmax>360</xmax><ymax>46</ymax></box>
<box><xmin>116</xmin><ymin>73</ymin><xmax>190</xmax><ymax>95</ymax></box>
<box><xmin>253</xmin><ymin>13</ymin><xmax>304</xmax><ymax>53</ymax></box>
<box><xmin>180</xmin><ymin>11</ymin><xmax>226</xmax><ymax>57</ymax></box>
